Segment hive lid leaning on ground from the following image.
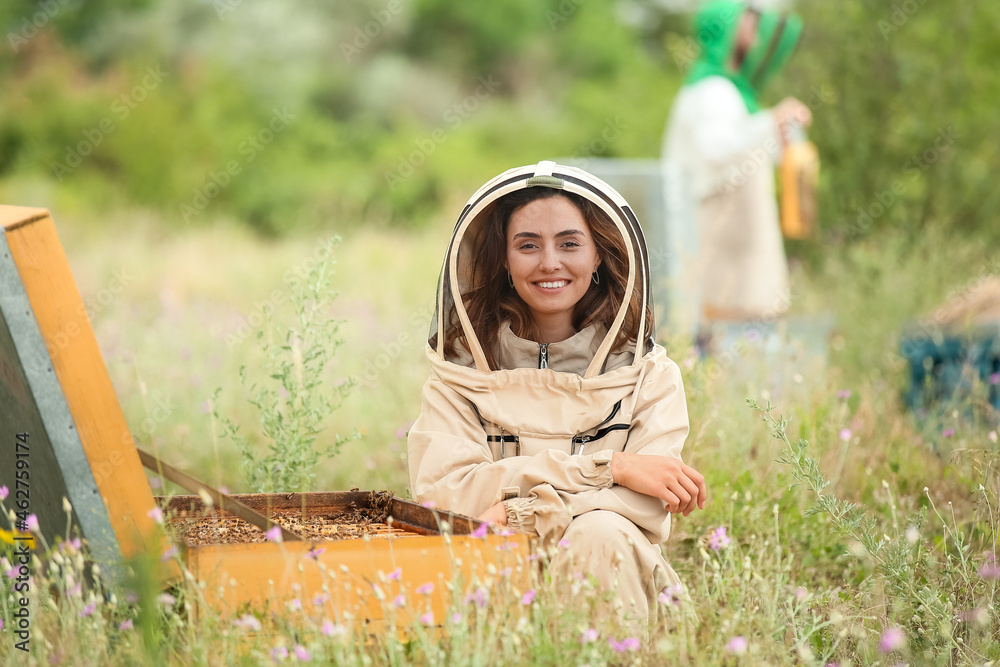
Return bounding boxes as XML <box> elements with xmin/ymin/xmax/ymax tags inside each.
<box><xmin>0</xmin><ymin>206</ymin><xmax>164</xmax><ymax>571</ymax></box>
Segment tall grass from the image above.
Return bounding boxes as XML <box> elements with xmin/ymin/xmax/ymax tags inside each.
<box><xmin>1</xmin><ymin>213</ymin><xmax>998</xmax><ymax>664</ymax></box>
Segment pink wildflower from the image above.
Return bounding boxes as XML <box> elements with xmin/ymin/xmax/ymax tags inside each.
<box><xmin>465</xmin><ymin>587</ymin><xmax>489</xmax><ymax>608</ymax></box>
<box><xmin>421</xmin><ymin>500</ymin><xmax>436</xmax><ymax>508</ymax></box>
<box><xmin>521</xmin><ymin>589</ymin><xmax>536</xmax><ymax>605</ymax></box>
<box><xmin>313</xmin><ymin>593</ymin><xmax>329</xmax><ymax>607</ymax></box>
<box><xmin>305</xmin><ymin>547</ymin><xmax>325</xmax><ymax>560</ymax></box>
<box><xmin>837</xmin><ymin>390</ymin><xmax>851</xmax><ymax>399</ymax></box>
<box><xmin>0</xmin><ymin>485</ymin><xmax>8</xmax><ymax>501</ymax></box>
<box><xmin>609</xmin><ymin>637</ymin><xmax>640</xmax><ymax>652</ymax></box>
<box><xmin>420</xmin><ymin>612</ymin><xmax>434</xmax><ymax>625</ymax></box>
<box><xmin>293</xmin><ymin>645</ymin><xmax>311</xmax><ymax>662</ymax></box>
<box><xmin>657</xmin><ymin>583</ymin><xmax>684</xmax><ymax>606</ymax></box>
<box><xmin>270</xmin><ymin>646</ymin><xmax>288</xmax><ymax>663</ymax></box>
<box><xmin>978</xmin><ymin>563</ymin><xmax>1000</xmax><ymax>579</ymax></box>
<box><xmin>80</xmin><ymin>602</ymin><xmax>96</xmax><ymax>618</ymax></box>
<box><xmin>288</xmin><ymin>598</ymin><xmax>302</xmax><ymax>612</ymax></box>
<box><xmin>235</xmin><ymin>614</ymin><xmax>262</xmax><ymax>632</ymax></box>
<box><xmin>265</xmin><ymin>525</ymin><xmax>283</xmax><ymax>543</ymax></box>
<box><xmin>709</xmin><ymin>526</ymin><xmax>731</xmax><ymax>550</ymax></box>
<box><xmin>157</xmin><ymin>593</ymin><xmax>176</xmax><ymax>608</ymax></box>
<box><xmin>451</xmin><ymin>612</ymin><xmax>463</xmax><ymax>624</ymax></box>
<box><xmin>387</xmin><ymin>567</ymin><xmax>402</xmax><ymax>581</ymax></box>
<box><xmin>161</xmin><ymin>546</ymin><xmax>177</xmax><ymax>562</ymax></box>
<box><xmin>68</xmin><ymin>582</ymin><xmax>82</xmax><ymax>597</ymax></box>
<box><xmin>879</xmin><ymin>627</ymin><xmax>905</xmax><ymax>653</ymax></box>
<box><xmin>26</xmin><ymin>514</ymin><xmax>39</xmax><ymax>531</ymax></box>
<box><xmin>147</xmin><ymin>507</ymin><xmax>163</xmax><ymax>524</ymax></box>
<box><xmin>990</xmin><ymin>372</ymin><xmax>999</xmax><ymax>385</ymax></box>
<box><xmin>471</xmin><ymin>523</ymin><xmax>489</xmax><ymax>538</ymax></box>
<box><xmin>839</xmin><ymin>428</ymin><xmax>852</xmax><ymax>442</ymax></box>
<box><xmin>392</xmin><ymin>594</ymin><xmax>405</xmax><ymax>608</ymax></box>
<box><xmin>415</xmin><ymin>582</ymin><xmax>434</xmax><ymax>595</ymax></box>
<box><xmin>558</xmin><ymin>538</ymin><xmax>571</xmax><ymax>549</ymax></box>
<box><xmin>321</xmin><ymin>620</ymin><xmax>346</xmax><ymax>637</ymax></box>
<box><xmin>942</xmin><ymin>428</ymin><xmax>955</xmax><ymax>438</ymax></box>
<box><xmin>726</xmin><ymin>636</ymin><xmax>748</xmax><ymax>654</ymax></box>
<box><xmin>580</xmin><ymin>628</ymin><xmax>598</xmax><ymax>644</ymax></box>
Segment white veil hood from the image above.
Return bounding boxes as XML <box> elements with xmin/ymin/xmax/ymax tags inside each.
<box><xmin>429</xmin><ymin>160</ymin><xmax>656</xmax><ymax>378</ymax></box>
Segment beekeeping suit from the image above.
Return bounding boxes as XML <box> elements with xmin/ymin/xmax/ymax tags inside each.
<box><xmin>408</xmin><ymin>161</ymin><xmax>691</xmax><ymax>625</ymax></box>
<box><xmin>662</xmin><ymin>1</ymin><xmax>802</xmax><ymax>333</ymax></box>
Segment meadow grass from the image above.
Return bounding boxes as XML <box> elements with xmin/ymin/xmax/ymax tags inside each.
<box><xmin>1</xmin><ymin>212</ymin><xmax>998</xmax><ymax>665</ymax></box>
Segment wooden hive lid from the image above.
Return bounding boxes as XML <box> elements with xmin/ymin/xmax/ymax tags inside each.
<box><xmin>0</xmin><ymin>206</ymin><xmax>164</xmax><ymax>571</ymax></box>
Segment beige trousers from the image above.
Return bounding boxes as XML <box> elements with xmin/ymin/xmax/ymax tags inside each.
<box><xmin>550</xmin><ymin>510</ymin><xmax>679</xmax><ymax>629</ymax></box>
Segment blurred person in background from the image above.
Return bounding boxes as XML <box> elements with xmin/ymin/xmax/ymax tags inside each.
<box><xmin>662</xmin><ymin>1</ymin><xmax>811</xmax><ymax>352</ymax></box>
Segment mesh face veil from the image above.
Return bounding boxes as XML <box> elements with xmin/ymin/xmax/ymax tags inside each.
<box><xmin>428</xmin><ymin>160</ymin><xmax>656</xmax><ymax>378</ymax></box>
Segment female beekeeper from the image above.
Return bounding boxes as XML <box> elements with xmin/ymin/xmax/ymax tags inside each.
<box><xmin>407</xmin><ymin>161</ymin><xmax>706</xmax><ymax>625</ymax></box>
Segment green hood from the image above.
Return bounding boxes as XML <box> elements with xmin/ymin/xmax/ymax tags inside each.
<box><xmin>684</xmin><ymin>1</ymin><xmax>803</xmax><ymax>113</ymax></box>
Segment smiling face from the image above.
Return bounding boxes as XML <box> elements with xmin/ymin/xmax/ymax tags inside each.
<box><xmin>505</xmin><ymin>195</ymin><xmax>601</xmax><ymax>342</ymax></box>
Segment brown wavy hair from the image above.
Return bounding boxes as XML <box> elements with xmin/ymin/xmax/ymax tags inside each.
<box><xmin>443</xmin><ymin>187</ymin><xmax>653</xmax><ymax>369</ymax></box>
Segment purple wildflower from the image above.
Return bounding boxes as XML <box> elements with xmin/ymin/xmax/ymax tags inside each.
<box><xmin>726</xmin><ymin>636</ymin><xmax>748</xmax><ymax>654</ymax></box>
<box><xmin>235</xmin><ymin>614</ymin><xmax>262</xmax><ymax>632</ymax></box>
<box><xmin>609</xmin><ymin>637</ymin><xmax>640</xmax><ymax>652</ymax></box>
<box><xmin>978</xmin><ymin>563</ymin><xmax>1000</xmax><ymax>579</ymax></box>
<box><xmin>942</xmin><ymin>428</ymin><xmax>955</xmax><ymax>438</ymax></box>
<box><xmin>709</xmin><ymin>526</ymin><xmax>731</xmax><ymax>550</ymax></box>
<box><xmin>465</xmin><ymin>587</ymin><xmax>489</xmax><ymax>608</ymax></box>
<box><xmin>80</xmin><ymin>602</ymin><xmax>96</xmax><ymax>618</ymax></box>
<box><xmin>879</xmin><ymin>627</ymin><xmax>905</xmax><ymax>653</ymax></box>
<box><xmin>321</xmin><ymin>620</ymin><xmax>346</xmax><ymax>637</ymax></box>
<box><xmin>657</xmin><ymin>583</ymin><xmax>684</xmax><ymax>606</ymax></box>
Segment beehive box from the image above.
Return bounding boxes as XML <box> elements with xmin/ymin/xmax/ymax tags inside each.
<box><xmin>160</xmin><ymin>490</ymin><xmax>527</xmax><ymax>627</ymax></box>
<box><xmin>0</xmin><ymin>205</ymin><xmax>529</xmax><ymax>624</ymax></box>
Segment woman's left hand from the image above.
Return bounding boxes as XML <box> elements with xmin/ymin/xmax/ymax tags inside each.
<box><xmin>477</xmin><ymin>502</ymin><xmax>508</xmax><ymax>526</ymax></box>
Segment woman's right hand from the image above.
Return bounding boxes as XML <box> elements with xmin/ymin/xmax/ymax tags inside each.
<box><xmin>610</xmin><ymin>452</ymin><xmax>706</xmax><ymax>516</ymax></box>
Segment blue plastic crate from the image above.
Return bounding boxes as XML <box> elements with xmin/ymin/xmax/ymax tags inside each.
<box><xmin>900</xmin><ymin>325</ymin><xmax>1000</xmax><ymax>417</ymax></box>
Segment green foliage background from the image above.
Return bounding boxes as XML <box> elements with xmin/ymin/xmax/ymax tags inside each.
<box><xmin>3</xmin><ymin>0</ymin><xmax>995</xmax><ymax>240</ymax></box>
